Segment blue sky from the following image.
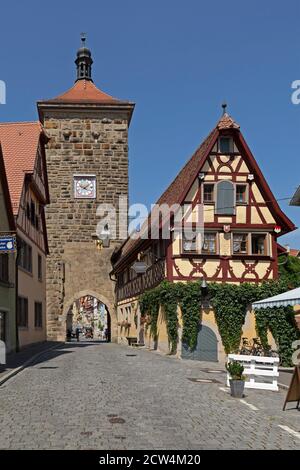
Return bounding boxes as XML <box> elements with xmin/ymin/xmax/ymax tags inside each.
<box><xmin>0</xmin><ymin>0</ymin><xmax>299</xmax><ymax>246</ymax></box>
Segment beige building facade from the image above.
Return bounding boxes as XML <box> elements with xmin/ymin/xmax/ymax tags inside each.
<box><xmin>0</xmin><ymin>122</ymin><xmax>50</xmax><ymax>349</ymax></box>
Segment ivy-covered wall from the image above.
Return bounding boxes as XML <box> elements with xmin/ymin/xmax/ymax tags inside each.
<box><xmin>139</xmin><ymin>279</ymin><xmax>300</xmax><ymax>366</ymax></box>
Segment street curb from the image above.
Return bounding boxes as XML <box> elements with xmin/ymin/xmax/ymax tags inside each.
<box><xmin>0</xmin><ymin>342</ymin><xmax>64</xmax><ymax>387</ymax></box>
<box><xmin>278</xmin><ymin>382</ymin><xmax>289</xmax><ymax>390</ymax></box>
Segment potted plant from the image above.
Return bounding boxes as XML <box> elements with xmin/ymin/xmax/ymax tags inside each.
<box><xmin>226</xmin><ymin>360</ymin><xmax>245</xmax><ymax>398</ymax></box>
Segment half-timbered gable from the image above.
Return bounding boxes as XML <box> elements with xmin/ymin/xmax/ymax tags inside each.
<box><xmin>112</xmin><ymin>112</ymin><xmax>295</xmax><ymax>303</ymax></box>
<box><xmin>170</xmin><ymin>112</ymin><xmax>295</xmax><ymax>283</ymax></box>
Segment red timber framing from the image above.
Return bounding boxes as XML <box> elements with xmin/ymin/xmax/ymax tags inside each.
<box><xmin>111</xmin><ymin>113</ymin><xmax>296</xmax><ymax>297</ymax></box>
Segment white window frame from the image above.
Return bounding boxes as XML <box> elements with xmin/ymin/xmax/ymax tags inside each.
<box><xmin>201</xmin><ymin>232</ymin><xmax>218</xmax><ymax>255</ymax></box>
<box><xmin>231</xmin><ymin>232</ymin><xmax>269</xmax><ymax>256</ymax></box>
<box><xmin>181</xmin><ymin>231</ymin><xmax>201</xmax><ymax>254</ymax></box>
<box><xmin>202</xmin><ymin>183</ymin><xmax>215</xmax><ymax>204</ymax></box>
<box><xmin>235</xmin><ymin>183</ymin><xmax>249</xmax><ymax>205</ymax></box>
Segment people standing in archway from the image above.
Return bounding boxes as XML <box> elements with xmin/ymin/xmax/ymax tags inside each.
<box><xmin>75</xmin><ymin>326</ymin><xmax>80</xmax><ymax>342</ymax></box>
<box><xmin>104</xmin><ymin>327</ymin><xmax>108</xmax><ymax>342</ymax></box>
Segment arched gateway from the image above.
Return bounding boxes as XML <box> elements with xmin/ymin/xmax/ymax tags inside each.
<box><xmin>64</xmin><ymin>291</ymin><xmax>113</xmax><ymax>342</ymax></box>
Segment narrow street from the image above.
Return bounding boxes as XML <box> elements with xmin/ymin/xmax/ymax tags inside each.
<box><xmin>0</xmin><ymin>343</ymin><xmax>299</xmax><ymax>450</ymax></box>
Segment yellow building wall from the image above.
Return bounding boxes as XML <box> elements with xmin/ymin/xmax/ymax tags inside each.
<box><xmin>117</xmin><ymin>299</ymin><xmax>138</xmax><ymax>345</ymax></box>
<box><xmin>18</xmin><ymin>230</ymin><xmax>47</xmax><ymax>348</ymax></box>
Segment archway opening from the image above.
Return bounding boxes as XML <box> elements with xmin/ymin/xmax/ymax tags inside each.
<box><xmin>66</xmin><ymin>295</ymin><xmax>111</xmax><ymax>342</ymax></box>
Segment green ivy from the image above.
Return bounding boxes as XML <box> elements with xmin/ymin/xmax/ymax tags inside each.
<box><xmin>179</xmin><ymin>282</ymin><xmax>202</xmax><ymax>351</ymax></box>
<box><xmin>255</xmin><ymin>306</ymin><xmax>300</xmax><ymax>366</ymax></box>
<box><xmin>139</xmin><ymin>287</ymin><xmax>160</xmax><ymax>340</ymax></box>
<box><xmin>209</xmin><ymin>283</ymin><xmax>253</xmax><ymax>354</ymax></box>
<box><xmin>159</xmin><ymin>282</ymin><xmax>180</xmax><ymax>354</ymax></box>
<box><xmin>139</xmin><ymin>278</ymin><xmax>300</xmax><ymax>364</ymax></box>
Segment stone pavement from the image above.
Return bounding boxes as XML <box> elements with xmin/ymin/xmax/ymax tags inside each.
<box><xmin>0</xmin><ymin>341</ymin><xmax>299</xmax><ymax>450</ymax></box>
<box><xmin>0</xmin><ymin>341</ymin><xmax>61</xmax><ymax>382</ymax></box>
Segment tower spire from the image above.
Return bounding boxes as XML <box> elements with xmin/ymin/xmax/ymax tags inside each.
<box><xmin>222</xmin><ymin>102</ymin><xmax>227</xmax><ymax>115</ymax></box>
<box><xmin>75</xmin><ymin>33</ymin><xmax>93</xmax><ymax>82</ymax></box>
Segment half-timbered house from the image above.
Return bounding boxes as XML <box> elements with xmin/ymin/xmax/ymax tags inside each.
<box><xmin>0</xmin><ymin>143</ymin><xmax>16</xmax><ymax>353</ymax></box>
<box><xmin>0</xmin><ymin>122</ymin><xmax>49</xmax><ymax>348</ymax></box>
<box><xmin>111</xmin><ymin>111</ymin><xmax>295</xmax><ymax>360</ymax></box>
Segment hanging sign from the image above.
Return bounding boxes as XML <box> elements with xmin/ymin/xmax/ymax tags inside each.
<box><xmin>0</xmin><ymin>235</ymin><xmax>16</xmax><ymax>253</ymax></box>
<box><xmin>131</xmin><ymin>261</ymin><xmax>149</xmax><ymax>274</ymax></box>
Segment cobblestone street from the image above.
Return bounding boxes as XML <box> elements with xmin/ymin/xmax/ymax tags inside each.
<box><xmin>0</xmin><ymin>342</ymin><xmax>299</xmax><ymax>450</ymax></box>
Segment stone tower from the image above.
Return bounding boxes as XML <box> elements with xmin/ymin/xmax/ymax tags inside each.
<box><xmin>37</xmin><ymin>37</ymin><xmax>134</xmax><ymax>341</ymax></box>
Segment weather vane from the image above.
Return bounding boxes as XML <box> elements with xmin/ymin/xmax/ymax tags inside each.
<box><xmin>222</xmin><ymin>102</ymin><xmax>227</xmax><ymax>115</ymax></box>
<box><xmin>80</xmin><ymin>32</ymin><xmax>87</xmax><ymax>47</ymax></box>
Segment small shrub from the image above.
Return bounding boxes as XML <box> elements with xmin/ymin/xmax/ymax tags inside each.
<box><xmin>226</xmin><ymin>360</ymin><xmax>245</xmax><ymax>380</ymax></box>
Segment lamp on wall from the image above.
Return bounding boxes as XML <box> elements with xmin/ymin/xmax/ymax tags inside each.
<box><xmin>100</xmin><ymin>224</ymin><xmax>111</xmax><ymax>248</ymax></box>
<box><xmin>200</xmin><ymin>277</ymin><xmax>208</xmax><ymax>297</ymax></box>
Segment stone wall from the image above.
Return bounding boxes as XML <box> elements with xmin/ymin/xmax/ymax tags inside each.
<box><xmin>41</xmin><ymin>110</ymin><xmax>130</xmax><ymax>340</ymax></box>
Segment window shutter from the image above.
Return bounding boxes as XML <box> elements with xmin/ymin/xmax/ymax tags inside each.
<box><xmin>216</xmin><ymin>181</ymin><xmax>235</xmax><ymax>215</ymax></box>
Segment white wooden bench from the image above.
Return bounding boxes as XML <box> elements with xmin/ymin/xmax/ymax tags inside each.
<box><xmin>227</xmin><ymin>354</ymin><xmax>279</xmax><ymax>391</ymax></box>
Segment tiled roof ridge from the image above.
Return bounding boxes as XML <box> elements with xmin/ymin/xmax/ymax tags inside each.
<box><xmin>39</xmin><ymin>79</ymin><xmax>130</xmax><ymax>104</ymax></box>
<box><xmin>0</xmin><ymin>120</ymin><xmax>42</xmax><ymax>126</ymax></box>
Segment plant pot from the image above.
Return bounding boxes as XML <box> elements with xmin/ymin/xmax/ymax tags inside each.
<box><xmin>229</xmin><ymin>379</ymin><xmax>245</xmax><ymax>398</ymax></box>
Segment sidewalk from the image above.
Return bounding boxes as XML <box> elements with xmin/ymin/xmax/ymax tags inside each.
<box><xmin>0</xmin><ymin>341</ymin><xmax>63</xmax><ymax>385</ymax></box>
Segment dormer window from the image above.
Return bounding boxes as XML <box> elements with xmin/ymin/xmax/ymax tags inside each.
<box><xmin>219</xmin><ymin>137</ymin><xmax>233</xmax><ymax>154</ymax></box>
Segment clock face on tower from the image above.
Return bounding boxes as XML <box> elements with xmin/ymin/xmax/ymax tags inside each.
<box><xmin>74</xmin><ymin>175</ymin><xmax>96</xmax><ymax>199</ymax></box>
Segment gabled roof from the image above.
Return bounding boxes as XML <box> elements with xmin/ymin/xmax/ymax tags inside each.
<box><xmin>0</xmin><ymin>143</ymin><xmax>15</xmax><ymax>230</ymax></box>
<box><xmin>112</xmin><ymin>113</ymin><xmax>296</xmax><ymax>271</ymax></box>
<box><xmin>0</xmin><ymin>121</ymin><xmax>48</xmax><ymax>215</ymax></box>
<box><xmin>290</xmin><ymin>186</ymin><xmax>300</xmax><ymax>206</ymax></box>
<box><xmin>39</xmin><ymin>79</ymin><xmax>130</xmax><ymax>105</ymax></box>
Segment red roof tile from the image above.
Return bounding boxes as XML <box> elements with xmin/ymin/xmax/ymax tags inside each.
<box><xmin>217</xmin><ymin>113</ymin><xmax>240</xmax><ymax>129</ymax></box>
<box><xmin>289</xmin><ymin>248</ymin><xmax>300</xmax><ymax>257</ymax></box>
<box><xmin>41</xmin><ymin>79</ymin><xmax>130</xmax><ymax>105</ymax></box>
<box><xmin>0</xmin><ymin>122</ymin><xmax>46</xmax><ymax>215</ymax></box>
